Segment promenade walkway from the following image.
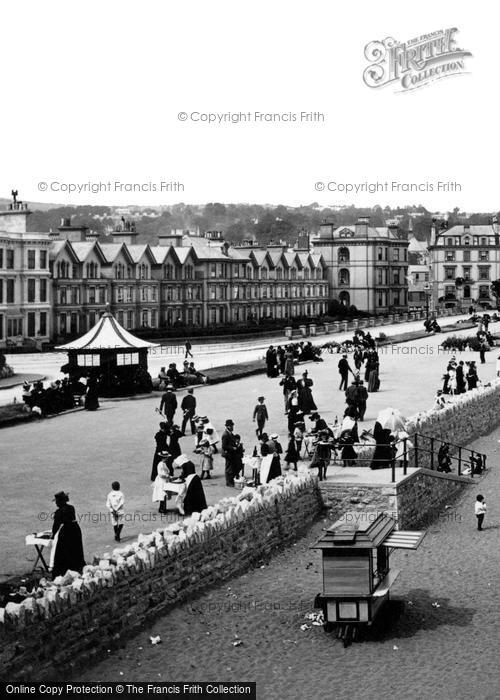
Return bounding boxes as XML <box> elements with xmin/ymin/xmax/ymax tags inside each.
<box><xmin>76</xmin><ymin>426</ymin><xmax>500</xmax><ymax>699</ymax></box>
<box><xmin>0</xmin><ymin>320</ymin><xmax>497</xmax><ymax>580</ymax></box>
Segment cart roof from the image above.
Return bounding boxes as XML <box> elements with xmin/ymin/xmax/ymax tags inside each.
<box><xmin>310</xmin><ymin>511</ymin><xmax>396</xmax><ymax>549</ymax></box>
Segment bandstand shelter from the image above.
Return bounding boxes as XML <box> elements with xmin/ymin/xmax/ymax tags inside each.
<box><xmin>55</xmin><ymin>311</ymin><xmax>158</xmax><ymax>395</ymax></box>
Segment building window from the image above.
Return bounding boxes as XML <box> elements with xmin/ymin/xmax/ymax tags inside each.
<box><xmin>27</xmin><ymin>278</ymin><xmax>36</xmax><ymax>302</ymax></box>
<box><xmin>27</xmin><ymin>250</ymin><xmax>36</xmax><ymax>269</ymax></box>
<box><xmin>393</xmin><ymin>248</ymin><xmax>400</xmax><ymax>261</ymax></box>
<box><xmin>117</xmin><ymin>287</ymin><xmax>124</xmax><ymax>303</ymax></box>
<box><xmin>77</xmin><ymin>354</ymin><xmax>101</xmax><ymax>366</ymax></box>
<box><xmin>463</xmin><ymin>267</ymin><xmax>472</xmax><ymax>281</ymax></box>
<box><xmin>39</xmin><ymin>312</ymin><xmax>47</xmax><ymax>336</ymax></box>
<box><xmin>338</xmin><ymin>247</ymin><xmax>350</xmax><ymax>263</ymax></box>
<box><xmin>478</xmin><ymin>267</ymin><xmax>490</xmax><ymax>280</ymax></box>
<box><xmin>479</xmin><ymin>250</ymin><xmax>489</xmax><ymax>261</ymax></box>
<box><xmin>446</xmin><ymin>238</ymin><xmax>453</xmax><ymax>246</ymax></box>
<box><xmin>444</xmin><ymin>285</ymin><xmax>455</xmax><ymax>298</ymax></box>
<box><xmin>40</xmin><ymin>278</ymin><xmax>47</xmax><ymax>302</ymax></box>
<box><xmin>0</xmin><ymin>249</ymin><xmax>3</xmax><ymax>268</ymax></box>
<box><xmin>7</xmin><ymin>318</ymin><xmax>23</xmax><ymax>336</ymax></box>
<box><xmin>479</xmin><ymin>285</ymin><xmax>490</xmax><ymax>299</ymax></box>
<box><xmin>60</xmin><ymin>288</ymin><xmax>67</xmax><ymax>304</ymax></box>
<box><xmin>0</xmin><ymin>280</ymin><xmax>2</xmax><ymax>303</ymax></box>
<box><xmin>6</xmin><ymin>250</ymin><xmax>14</xmax><ymax>269</ymax></box>
<box><xmin>127</xmin><ymin>310</ymin><xmax>134</xmax><ymax>328</ymax></box>
<box><xmin>99</xmin><ymin>287</ymin><xmax>106</xmax><ymax>304</ymax></box>
<box><xmin>444</xmin><ymin>267</ymin><xmax>456</xmax><ymax>280</ymax></box>
<box><xmin>339</xmin><ymin>269</ymin><xmax>350</xmax><ymax>285</ymax></box>
<box><xmin>40</xmin><ymin>250</ymin><xmax>47</xmax><ymax>268</ymax></box>
<box><xmin>481</xmin><ymin>237</ymin><xmax>487</xmax><ymax>245</ymax></box>
<box><xmin>116</xmin><ymin>352</ymin><xmax>139</xmax><ymax>366</ymax></box>
<box><xmin>463</xmin><ymin>250</ymin><xmax>471</xmax><ymax>262</ymax></box>
<box><xmin>445</xmin><ymin>251</ymin><xmax>456</xmax><ymax>261</ymax></box>
<box><xmin>261</xmin><ymin>268</ymin><xmax>268</xmax><ymax>280</ymax></box>
<box><xmin>393</xmin><ymin>271</ymin><xmax>400</xmax><ymax>285</ymax></box>
<box><xmin>151</xmin><ymin>310</ymin><xmax>157</xmax><ymax>327</ymax></box>
<box><xmin>463</xmin><ymin>237</ymin><xmax>470</xmax><ymax>246</ymax></box>
<box><xmin>6</xmin><ymin>279</ymin><xmax>14</xmax><ymax>303</ymax></box>
<box><xmin>141</xmin><ymin>287</ymin><xmax>148</xmax><ymax>302</ymax></box>
<box><xmin>27</xmin><ymin>312</ymin><xmax>36</xmax><ymax>336</ymax></box>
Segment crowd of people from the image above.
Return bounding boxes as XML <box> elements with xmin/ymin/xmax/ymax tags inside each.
<box><xmin>154</xmin><ymin>361</ymin><xmax>207</xmax><ymax>390</ymax></box>
<box><xmin>265</xmin><ymin>341</ymin><xmax>322</xmax><ymax>377</ymax></box>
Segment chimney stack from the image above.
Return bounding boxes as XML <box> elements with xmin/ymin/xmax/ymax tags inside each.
<box><xmin>355</xmin><ymin>216</ymin><xmax>370</xmax><ymax>237</ymax></box>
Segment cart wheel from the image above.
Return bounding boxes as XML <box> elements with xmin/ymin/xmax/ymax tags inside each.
<box><xmin>323</xmin><ymin>622</ymin><xmax>335</xmax><ymax>634</ymax></box>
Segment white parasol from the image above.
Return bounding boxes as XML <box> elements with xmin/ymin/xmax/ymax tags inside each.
<box><xmin>376</xmin><ymin>407</ymin><xmax>407</xmax><ymax>432</ymax></box>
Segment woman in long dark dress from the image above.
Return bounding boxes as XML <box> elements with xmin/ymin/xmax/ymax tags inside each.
<box><xmin>370</xmin><ymin>421</ymin><xmax>394</xmax><ymax>470</ymax></box>
<box><xmin>168</xmin><ymin>424</ymin><xmax>183</xmax><ymax>460</ymax></box>
<box><xmin>151</xmin><ymin>422</ymin><xmax>169</xmax><ymax>481</ymax></box>
<box><xmin>50</xmin><ymin>492</ymin><xmax>85</xmax><ymax>579</ymax></box>
<box><xmin>296</xmin><ymin>372</ymin><xmax>317</xmax><ymax>414</ymax></box>
<box><xmin>180</xmin><ymin>461</ymin><xmax>207</xmax><ymax>516</ymax></box>
<box><xmin>84</xmin><ymin>376</ymin><xmax>99</xmax><ymax>411</ymax></box>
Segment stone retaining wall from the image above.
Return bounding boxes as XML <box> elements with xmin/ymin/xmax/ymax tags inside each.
<box><xmin>394</xmin><ymin>469</ymin><xmax>472</xmax><ymax>529</ymax></box>
<box><xmin>0</xmin><ymin>474</ymin><xmax>322</xmax><ymax>681</ymax></box>
<box><xmin>319</xmin><ymin>482</ymin><xmax>396</xmax><ymax>522</ymax></box>
<box><xmin>405</xmin><ymin>380</ymin><xmax>500</xmax><ymax>469</ymax></box>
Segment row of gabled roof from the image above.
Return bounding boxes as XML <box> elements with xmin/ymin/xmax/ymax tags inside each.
<box><xmin>50</xmin><ymin>237</ymin><xmax>326</xmax><ymax>270</ymax></box>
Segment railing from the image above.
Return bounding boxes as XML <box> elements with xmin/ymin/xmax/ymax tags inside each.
<box><xmin>310</xmin><ymin>431</ymin><xmax>487</xmax><ymax>483</ymax></box>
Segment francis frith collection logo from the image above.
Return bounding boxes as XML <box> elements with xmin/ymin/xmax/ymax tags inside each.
<box><xmin>363</xmin><ymin>28</ymin><xmax>472</xmax><ymax>92</ymax></box>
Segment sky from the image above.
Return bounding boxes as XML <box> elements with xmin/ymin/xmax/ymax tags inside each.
<box><xmin>0</xmin><ymin>0</ymin><xmax>497</xmax><ymax>211</ymax></box>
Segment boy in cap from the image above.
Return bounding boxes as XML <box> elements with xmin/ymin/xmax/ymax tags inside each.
<box><xmin>253</xmin><ymin>396</ymin><xmax>269</xmax><ymax>438</ymax></box>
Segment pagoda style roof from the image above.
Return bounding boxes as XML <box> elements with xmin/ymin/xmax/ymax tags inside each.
<box><xmin>55</xmin><ymin>312</ymin><xmax>158</xmax><ymax>351</ymax></box>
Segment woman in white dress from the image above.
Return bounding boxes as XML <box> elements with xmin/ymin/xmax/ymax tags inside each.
<box><xmin>152</xmin><ymin>451</ymin><xmax>172</xmax><ymax>514</ymax></box>
<box><xmin>448</xmin><ymin>368</ymin><xmax>457</xmax><ymax>396</ymax></box>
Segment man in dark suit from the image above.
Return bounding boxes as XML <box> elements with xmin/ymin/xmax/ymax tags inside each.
<box><xmin>221</xmin><ymin>419</ymin><xmax>238</xmax><ymax>486</ymax></box>
<box><xmin>160</xmin><ymin>385</ymin><xmax>177</xmax><ymax>424</ymax></box>
<box><xmin>338</xmin><ymin>354</ymin><xmax>353</xmax><ymax>391</ymax></box>
<box><xmin>180</xmin><ymin>388</ymin><xmax>197</xmax><ymax>435</ymax></box>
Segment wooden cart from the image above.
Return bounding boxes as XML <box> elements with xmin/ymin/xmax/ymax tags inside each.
<box><xmin>310</xmin><ymin>511</ymin><xmax>425</xmax><ymax>646</ymax></box>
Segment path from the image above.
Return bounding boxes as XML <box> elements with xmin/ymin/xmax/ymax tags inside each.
<box><xmin>0</xmin><ymin>313</ymin><xmax>474</xmax><ymax>405</ymax></box>
<box><xmin>0</xmin><ymin>321</ymin><xmax>497</xmax><ymax>580</ymax></box>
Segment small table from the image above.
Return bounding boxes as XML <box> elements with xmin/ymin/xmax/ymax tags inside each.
<box><xmin>25</xmin><ymin>533</ymin><xmax>52</xmax><ymax>573</ymax></box>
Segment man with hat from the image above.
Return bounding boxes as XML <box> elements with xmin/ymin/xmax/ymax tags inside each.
<box><xmin>252</xmin><ymin>395</ymin><xmax>269</xmax><ymax>438</ymax></box>
<box><xmin>180</xmin><ymin>387</ymin><xmax>197</xmax><ymax>435</ymax></box>
<box><xmin>338</xmin><ymin>353</ymin><xmax>353</xmax><ymax>391</ymax></box>
<box><xmin>160</xmin><ymin>385</ymin><xmax>177</xmax><ymax>425</ymax></box>
<box><xmin>221</xmin><ymin>418</ymin><xmax>238</xmax><ymax>487</ymax></box>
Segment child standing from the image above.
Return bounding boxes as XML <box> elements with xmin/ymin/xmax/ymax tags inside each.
<box><xmin>253</xmin><ymin>396</ymin><xmax>269</xmax><ymax>438</ymax></box>
<box><xmin>200</xmin><ymin>438</ymin><xmax>215</xmax><ymax>479</ymax></box>
<box><xmin>106</xmin><ymin>481</ymin><xmax>125</xmax><ymax>542</ymax></box>
<box><xmin>475</xmin><ymin>494</ymin><xmax>487</xmax><ymax>531</ymax></box>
